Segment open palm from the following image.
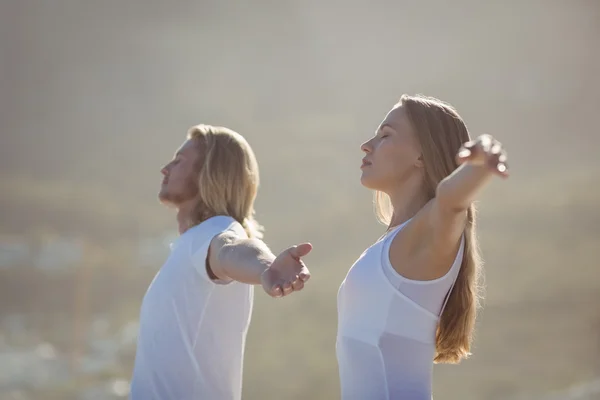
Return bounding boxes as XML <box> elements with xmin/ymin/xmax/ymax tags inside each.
<box><xmin>260</xmin><ymin>243</ymin><xmax>312</xmax><ymax>298</ymax></box>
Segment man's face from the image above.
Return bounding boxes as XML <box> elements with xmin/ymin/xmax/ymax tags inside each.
<box><xmin>158</xmin><ymin>138</ymin><xmax>202</xmax><ymax>207</ymax></box>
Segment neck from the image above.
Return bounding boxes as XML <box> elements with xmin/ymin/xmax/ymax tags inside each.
<box><xmin>176</xmin><ymin>200</ymin><xmax>198</xmax><ymax>234</ymax></box>
<box><xmin>386</xmin><ymin>179</ymin><xmax>429</xmax><ymax>229</ymax></box>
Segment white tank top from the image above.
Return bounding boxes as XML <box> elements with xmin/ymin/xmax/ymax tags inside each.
<box><xmin>336</xmin><ymin>220</ymin><xmax>464</xmax><ymax>400</ymax></box>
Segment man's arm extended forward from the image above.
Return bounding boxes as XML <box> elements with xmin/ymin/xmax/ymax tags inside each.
<box><xmin>208</xmin><ymin>231</ymin><xmax>312</xmax><ymax>297</ymax></box>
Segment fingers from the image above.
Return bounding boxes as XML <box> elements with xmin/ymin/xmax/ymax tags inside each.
<box><xmin>270</xmin><ymin>285</ymin><xmax>283</xmax><ymax>298</ymax></box>
<box><xmin>268</xmin><ymin>279</ymin><xmax>302</xmax><ymax>298</ymax></box>
<box><xmin>281</xmin><ymin>281</ymin><xmax>293</xmax><ymax>296</ymax></box>
<box><xmin>298</xmin><ymin>266</ymin><xmax>311</xmax><ymax>283</ymax></box>
<box><xmin>291</xmin><ymin>275</ymin><xmax>305</xmax><ymax>291</ymax></box>
<box><xmin>456</xmin><ymin>138</ymin><xmax>480</xmax><ymax>164</ymax></box>
<box><xmin>487</xmin><ymin>146</ymin><xmax>509</xmax><ymax>178</ymax></box>
<box><xmin>268</xmin><ymin>268</ymin><xmax>309</xmax><ymax>298</ymax></box>
<box><xmin>478</xmin><ymin>134</ymin><xmax>493</xmax><ymax>152</ymax></box>
<box><xmin>287</xmin><ymin>243</ymin><xmax>313</xmax><ymax>260</ymax></box>
<box><xmin>487</xmin><ymin>137</ymin><xmax>509</xmax><ymax>177</ymax></box>
<box><xmin>457</xmin><ymin>134</ymin><xmax>509</xmax><ymax>177</ymax></box>
<box><xmin>265</xmin><ymin>244</ymin><xmax>312</xmax><ymax>298</ymax></box>
<box><xmin>456</xmin><ymin>146</ymin><xmax>472</xmax><ymax>165</ymax></box>
<box><xmin>282</xmin><ymin>272</ymin><xmax>307</xmax><ymax>294</ymax></box>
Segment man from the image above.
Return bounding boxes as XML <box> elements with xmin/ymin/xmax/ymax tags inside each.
<box><xmin>130</xmin><ymin>124</ymin><xmax>312</xmax><ymax>400</ymax></box>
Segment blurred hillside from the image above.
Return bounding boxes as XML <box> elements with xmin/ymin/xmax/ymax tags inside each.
<box><xmin>0</xmin><ymin>0</ymin><xmax>599</xmax><ymax>399</ymax></box>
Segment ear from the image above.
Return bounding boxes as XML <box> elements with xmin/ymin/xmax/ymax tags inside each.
<box><xmin>414</xmin><ymin>154</ymin><xmax>425</xmax><ymax>168</ymax></box>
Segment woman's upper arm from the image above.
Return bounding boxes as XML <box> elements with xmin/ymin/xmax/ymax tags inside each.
<box><xmin>388</xmin><ymin>199</ymin><xmax>466</xmax><ymax>280</ymax></box>
<box><xmin>428</xmin><ymin>198</ymin><xmax>468</xmax><ymax>250</ymax></box>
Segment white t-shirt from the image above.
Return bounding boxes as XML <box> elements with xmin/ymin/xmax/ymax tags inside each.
<box><xmin>130</xmin><ymin>216</ymin><xmax>254</xmax><ymax>400</ymax></box>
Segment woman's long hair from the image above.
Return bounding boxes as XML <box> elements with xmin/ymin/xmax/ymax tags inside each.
<box><xmin>375</xmin><ymin>94</ymin><xmax>483</xmax><ymax>363</ymax></box>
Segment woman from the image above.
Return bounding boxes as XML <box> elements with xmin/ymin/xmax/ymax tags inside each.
<box><xmin>336</xmin><ymin>94</ymin><xmax>508</xmax><ymax>399</ymax></box>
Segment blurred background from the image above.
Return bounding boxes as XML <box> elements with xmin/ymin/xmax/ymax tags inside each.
<box><xmin>1</xmin><ymin>0</ymin><xmax>599</xmax><ymax>399</ymax></box>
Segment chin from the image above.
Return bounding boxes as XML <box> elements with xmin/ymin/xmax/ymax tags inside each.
<box><xmin>361</xmin><ymin>178</ymin><xmax>392</xmax><ymax>193</ymax></box>
<box><xmin>360</xmin><ymin>173</ymin><xmax>381</xmax><ymax>190</ymax></box>
<box><xmin>158</xmin><ymin>190</ymin><xmax>175</xmax><ymax>206</ymax></box>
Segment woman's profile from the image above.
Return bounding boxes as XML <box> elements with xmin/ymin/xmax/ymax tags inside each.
<box><xmin>336</xmin><ymin>94</ymin><xmax>508</xmax><ymax>399</ymax></box>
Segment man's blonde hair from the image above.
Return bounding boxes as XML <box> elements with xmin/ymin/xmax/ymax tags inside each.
<box><xmin>187</xmin><ymin>124</ymin><xmax>263</xmax><ymax>239</ymax></box>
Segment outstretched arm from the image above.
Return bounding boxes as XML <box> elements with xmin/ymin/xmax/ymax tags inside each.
<box><xmin>388</xmin><ymin>134</ymin><xmax>508</xmax><ymax>281</ymax></box>
<box><xmin>430</xmin><ymin>134</ymin><xmax>509</xmax><ymax>244</ymax></box>
<box><xmin>436</xmin><ymin>134</ymin><xmax>508</xmax><ymax>213</ymax></box>
<box><xmin>208</xmin><ymin>232</ymin><xmax>275</xmax><ymax>285</ymax></box>
<box><xmin>208</xmin><ymin>231</ymin><xmax>312</xmax><ymax>298</ymax></box>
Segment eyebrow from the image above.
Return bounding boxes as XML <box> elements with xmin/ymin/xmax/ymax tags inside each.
<box><xmin>379</xmin><ymin>123</ymin><xmax>396</xmax><ymax>132</ymax></box>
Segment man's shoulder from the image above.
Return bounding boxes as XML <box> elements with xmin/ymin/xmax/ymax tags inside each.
<box><xmin>188</xmin><ymin>215</ymin><xmax>244</xmax><ymax>238</ymax></box>
<box><xmin>186</xmin><ymin>215</ymin><xmax>247</xmax><ymax>260</ymax></box>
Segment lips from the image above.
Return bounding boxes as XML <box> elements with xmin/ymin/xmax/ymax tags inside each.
<box><xmin>361</xmin><ymin>159</ymin><xmax>372</xmax><ymax>168</ymax></box>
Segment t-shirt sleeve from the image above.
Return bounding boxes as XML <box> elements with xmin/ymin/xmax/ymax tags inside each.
<box><xmin>189</xmin><ymin>216</ymin><xmax>247</xmax><ymax>284</ymax></box>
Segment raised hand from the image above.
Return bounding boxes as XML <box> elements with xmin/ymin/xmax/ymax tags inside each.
<box><xmin>456</xmin><ymin>134</ymin><xmax>509</xmax><ymax>178</ymax></box>
<box><xmin>260</xmin><ymin>243</ymin><xmax>312</xmax><ymax>298</ymax></box>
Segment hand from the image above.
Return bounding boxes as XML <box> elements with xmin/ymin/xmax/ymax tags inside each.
<box><xmin>260</xmin><ymin>243</ymin><xmax>312</xmax><ymax>298</ymax></box>
<box><xmin>456</xmin><ymin>134</ymin><xmax>509</xmax><ymax>178</ymax></box>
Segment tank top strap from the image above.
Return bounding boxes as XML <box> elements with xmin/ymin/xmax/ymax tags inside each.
<box><xmin>380</xmin><ymin>218</ymin><xmax>413</xmax><ymax>246</ymax></box>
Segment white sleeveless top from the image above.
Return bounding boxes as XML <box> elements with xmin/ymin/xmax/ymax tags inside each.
<box><xmin>336</xmin><ymin>220</ymin><xmax>464</xmax><ymax>400</ymax></box>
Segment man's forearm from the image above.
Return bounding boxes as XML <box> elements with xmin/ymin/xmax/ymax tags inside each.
<box><xmin>218</xmin><ymin>239</ymin><xmax>276</xmax><ymax>285</ymax></box>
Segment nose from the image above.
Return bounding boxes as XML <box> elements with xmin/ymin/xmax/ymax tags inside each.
<box><xmin>161</xmin><ymin>164</ymin><xmax>169</xmax><ymax>176</ymax></box>
<box><xmin>361</xmin><ymin>139</ymin><xmax>372</xmax><ymax>154</ymax></box>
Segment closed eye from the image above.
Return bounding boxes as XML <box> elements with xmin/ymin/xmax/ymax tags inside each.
<box><xmin>380</xmin><ymin>123</ymin><xmax>396</xmax><ymax>137</ymax></box>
